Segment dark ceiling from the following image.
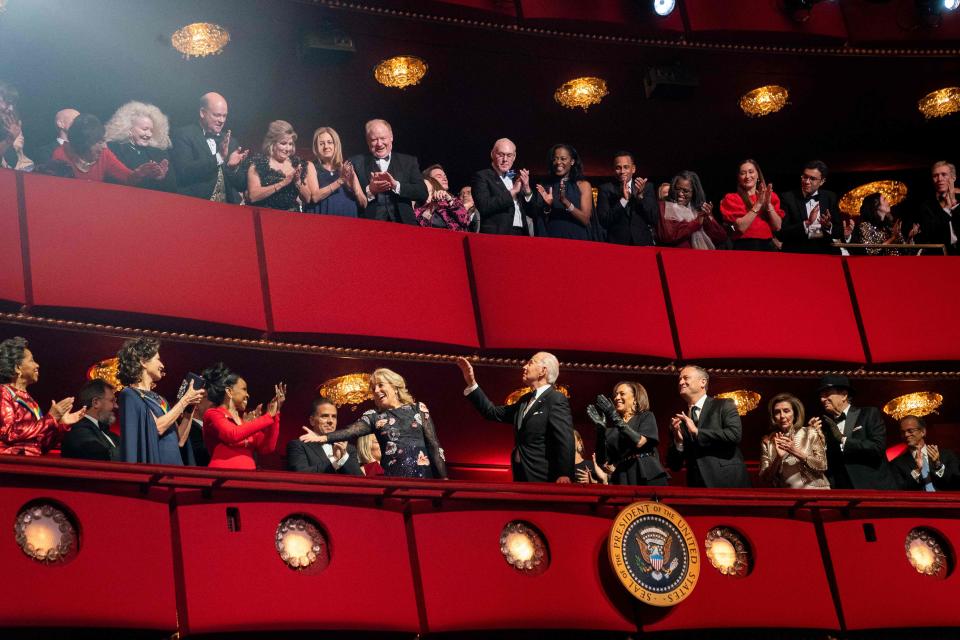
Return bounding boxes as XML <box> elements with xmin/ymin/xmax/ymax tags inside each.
<box><xmin>1</xmin><ymin>0</ymin><xmax>959</xmax><ymax>210</ymax></box>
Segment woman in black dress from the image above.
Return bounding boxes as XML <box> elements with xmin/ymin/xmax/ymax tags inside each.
<box><xmin>588</xmin><ymin>381</ymin><xmax>668</xmax><ymax>486</ymax></box>
<box><xmin>534</xmin><ymin>143</ymin><xmax>593</xmax><ymax>240</ymax></box>
<box><xmin>299</xmin><ymin>368</ymin><xmax>447</xmax><ymax>479</ymax></box>
<box><xmin>246</xmin><ymin>120</ymin><xmax>316</xmax><ymax>211</ymax></box>
<box><xmin>104</xmin><ymin>101</ymin><xmax>176</xmax><ymax>192</ymax></box>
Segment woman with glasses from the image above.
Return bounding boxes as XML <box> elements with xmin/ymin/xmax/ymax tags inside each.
<box><xmin>658</xmin><ymin>170</ymin><xmax>727</xmax><ymax>249</ymax></box>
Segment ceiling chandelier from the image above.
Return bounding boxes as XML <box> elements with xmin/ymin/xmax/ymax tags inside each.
<box><xmin>554</xmin><ymin>77</ymin><xmax>609</xmax><ymax>111</ymax></box>
<box><xmin>838</xmin><ymin>180</ymin><xmax>908</xmax><ymax>217</ymax></box>
<box><xmin>882</xmin><ymin>391</ymin><xmax>943</xmax><ymax>421</ymax></box>
<box><xmin>316</xmin><ymin>373</ymin><xmax>372</xmax><ymax>408</ymax></box>
<box><xmin>505</xmin><ymin>385</ymin><xmax>570</xmax><ymax>406</ymax></box>
<box><xmin>918</xmin><ymin>87</ymin><xmax>960</xmax><ymax>119</ymax></box>
<box><xmin>86</xmin><ymin>357</ymin><xmax>123</xmax><ymax>390</ymax></box>
<box><xmin>739</xmin><ymin>85</ymin><xmax>789</xmax><ymax>117</ymax></box>
<box><xmin>374</xmin><ymin>56</ymin><xmax>428</xmax><ymax>89</ymax></box>
<box><xmin>171</xmin><ymin>22</ymin><xmax>231</xmax><ymax>59</ymax></box>
<box><xmin>714</xmin><ymin>390</ymin><xmax>761</xmax><ymax>416</ymax></box>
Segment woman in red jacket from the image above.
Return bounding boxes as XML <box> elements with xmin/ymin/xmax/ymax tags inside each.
<box><xmin>201</xmin><ymin>363</ymin><xmax>285</xmax><ymax>470</ymax></box>
<box><xmin>719</xmin><ymin>158</ymin><xmax>784</xmax><ymax>251</ymax></box>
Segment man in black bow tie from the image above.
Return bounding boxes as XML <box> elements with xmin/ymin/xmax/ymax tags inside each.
<box><xmin>811</xmin><ymin>375</ymin><xmax>896</xmax><ymax>489</ymax></box>
<box><xmin>62</xmin><ymin>379</ymin><xmax>120</xmax><ymax>461</ymax></box>
<box><xmin>347</xmin><ymin>118</ymin><xmax>426</xmax><ymax>225</ymax></box>
<box><xmin>170</xmin><ymin>92</ymin><xmax>249</xmax><ymax>203</ymax></box>
<box><xmin>469</xmin><ymin>138</ymin><xmax>537</xmax><ymax>236</ymax></box>
<box><xmin>777</xmin><ymin>160</ymin><xmax>845</xmax><ymax>254</ymax></box>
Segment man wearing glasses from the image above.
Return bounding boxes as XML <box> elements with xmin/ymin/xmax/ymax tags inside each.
<box><xmin>470</xmin><ymin>138</ymin><xmax>536</xmax><ymax>236</ymax></box>
<box><xmin>776</xmin><ymin>160</ymin><xmax>846</xmax><ymax>254</ymax></box>
<box><xmin>890</xmin><ymin>415</ymin><xmax>958</xmax><ymax>491</ymax></box>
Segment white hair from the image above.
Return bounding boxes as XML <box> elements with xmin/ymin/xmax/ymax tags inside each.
<box><xmin>104</xmin><ymin>101</ymin><xmax>171</xmax><ymax>149</ymax></box>
<box><xmin>364</xmin><ymin>118</ymin><xmax>393</xmax><ymax>136</ymax></box>
<box><xmin>535</xmin><ymin>352</ymin><xmax>560</xmax><ymax>384</ymax></box>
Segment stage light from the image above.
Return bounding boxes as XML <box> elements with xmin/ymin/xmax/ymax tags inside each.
<box><xmin>500</xmin><ymin>521</ymin><xmax>549</xmax><ymax>574</ymax></box>
<box><xmin>653</xmin><ymin>0</ymin><xmax>676</xmax><ymax>16</ymax></box>
<box><xmin>15</xmin><ymin>502</ymin><xmax>78</xmax><ymax>564</ymax></box>
<box><xmin>705</xmin><ymin>527</ymin><xmax>752</xmax><ymax>577</ymax></box>
<box><xmin>275</xmin><ymin>516</ymin><xmax>330</xmax><ymax>571</ymax></box>
<box><xmin>905</xmin><ymin>528</ymin><xmax>951</xmax><ymax>578</ymax></box>
<box><xmin>946</xmin><ymin>0</ymin><xmax>960</xmax><ymax>10</ymax></box>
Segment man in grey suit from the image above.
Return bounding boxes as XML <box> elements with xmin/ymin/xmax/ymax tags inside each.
<box><xmin>667</xmin><ymin>365</ymin><xmax>751</xmax><ymax>488</ymax></box>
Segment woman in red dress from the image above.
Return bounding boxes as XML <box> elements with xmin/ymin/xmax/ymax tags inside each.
<box><xmin>0</xmin><ymin>337</ymin><xmax>86</xmax><ymax>456</ymax></box>
<box><xmin>719</xmin><ymin>158</ymin><xmax>785</xmax><ymax>251</ymax></box>
<box><xmin>50</xmin><ymin>113</ymin><xmax>167</xmax><ymax>185</ymax></box>
<box><xmin>201</xmin><ymin>363</ymin><xmax>285</xmax><ymax>470</ymax></box>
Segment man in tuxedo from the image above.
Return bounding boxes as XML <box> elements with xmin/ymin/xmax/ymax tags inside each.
<box><xmin>181</xmin><ymin>396</ymin><xmax>211</xmax><ymax>467</ymax></box>
<box><xmin>286</xmin><ymin>398</ymin><xmax>363</xmax><ymax>475</ymax></box>
<box><xmin>470</xmin><ymin>138</ymin><xmax>536</xmax><ymax>236</ymax></box>
<box><xmin>456</xmin><ymin>353</ymin><xmax>573</xmax><ymax>483</ymax></box>
<box><xmin>777</xmin><ymin>160</ymin><xmax>843</xmax><ymax>254</ymax></box>
<box><xmin>61</xmin><ymin>379</ymin><xmax>120</xmax><ymax>461</ymax></box>
<box><xmin>915</xmin><ymin>160</ymin><xmax>959</xmax><ymax>255</ymax></box>
<box><xmin>170</xmin><ymin>92</ymin><xmax>248</xmax><ymax>203</ymax></box>
<box><xmin>813</xmin><ymin>375</ymin><xmax>896</xmax><ymax>490</ymax></box>
<box><xmin>666</xmin><ymin>365</ymin><xmax>751</xmax><ymax>488</ymax></box>
<box><xmin>347</xmin><ymin>119</ymin><xmax>426</xmax><ymax>225</ymax></box>
<box><xmin>890</xmin><ymin>415</ymin><xmax>958</xmax><ymax>491</ymax></box>
<box><xmin>595</xmin><ymin>151</ymin><xmax>657</xmax><ymax>246</ymax></box>
<box><xmin>34</xmin><ymin>108</ymin><xmax>78</xmax><ymax>164</ymax></box>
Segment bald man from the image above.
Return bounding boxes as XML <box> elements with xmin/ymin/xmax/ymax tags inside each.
<box><xmin>469</xmin><ymin>138</ymin><xmax>536</xmax><ymax>236</ymax></box>
<box><xmin>170</xmin><ymin>92</ymin><xmax>249</xmax><ymax>203</ymax></box>
<box><xmin>35</xmin><ymin>108</ymin><xmax>78</xmax><ymax>163</ymax></box>
<box><xmin>347</xmin><ymin>118</ymin><xmax>426</xmax><ymax>225</ymax></box>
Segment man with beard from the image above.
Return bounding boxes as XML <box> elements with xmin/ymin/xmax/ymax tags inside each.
<box><xmin>61</xmin><ymin>379</ymin><xmax>120</xmax><ymax>461</ymax></box>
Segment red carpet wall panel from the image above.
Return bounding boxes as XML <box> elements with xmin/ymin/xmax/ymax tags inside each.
<box><xmin>0</xmin><ymin>169</ymin><xmax>25</xmax><ymax>304</ymax></box>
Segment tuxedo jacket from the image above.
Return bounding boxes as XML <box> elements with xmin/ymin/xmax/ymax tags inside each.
<box><xmin>915</xmin><ymin>199</ymin><xmax>960</xmax><ymax>255</ymax></box>
<box><xmin>286</xmin><ymin>439</ymin><xmax>363</xmax><ymax>476</ymax></box>
<box><xmin>820</xmin><ymin>405</ymin><xmax>897</xmax><ymax>490</ymax></box>
<box><xmin>348</xmin><ymin>152</ymin><xmax>427</xmax><ymax>225</ymax></box>
<box><xmin>470</xmin><ymin>167</ymin><xmax>535</xmax><ymax>235</ymax></box>
<box><xmin>467</xmin><ymin>386</ymin><xmax>574</xmax><ymax>482</ymax></box>
<box><xmin>666</xmin><ymin>396</ymin><xmax>751</xmax><ymax>488</ymax></box>
<box><xmin>170</xmin><ymin>124</ymin><xmax>244</xmax><ymax>203</ymax></box>
<box><xmin>777</xmin><ymin>189</ymin><xmax>842</xmax><ymax>254</ymax></box>
<box><xmin>890</xmin><ymin>447</ymin><xmax>959</xmax><ymax>491</ymax></box>
<box><xmin>61</xmin><ymin>418</ymin><xmax>120</xmax><ymax>462</ymax></box>
<box><xmin>595</xmin><ymin>181</ymin><xmax>657</xmax><ymax>246</ymax></box>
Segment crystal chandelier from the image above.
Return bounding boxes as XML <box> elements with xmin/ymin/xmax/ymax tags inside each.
<box><xmin>373</xmin><ymin>56</ymin><xmax>428</xmax><ymax>89</ymax></box>
<box><xmin>918</xmin><ymin>87</ymin><xmax>960</xmax><ymax>119</ymax></box>
<box><xmin>171</xmin><ymin>22</ymin><xmax>231</xmax><ymax>59</ymax></box>
<box><xmin>554</xmin><ymin>77</ymin><xmax>608</xmax><ymax>111</ymax></box>
<box><xmin>739</xmin><ymin>85</ymin><xmax>789</xmax><ymax>117</ymax></box>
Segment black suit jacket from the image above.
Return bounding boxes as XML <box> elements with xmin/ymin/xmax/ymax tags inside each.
<box><xmin>667</xmin><ymin>396</ymin><xmax>751</xmax><ymax>488</ymax></box>
<box><xmin>777</xmin><ymin>189</ymin><xmax>842</xmax><ymax>254</ymax></box>
<box><xmin>820</xmin><ymin>405</ymin><xmax>897</xmax><ymax>490</ymax></box>
<box><xmin>61</xmin><ymin>417</ymin><xmax>120</xmax><ymax>462</ymax></box>
<box><xmin>890</xmin><ymin>446</ymin><xmax>958</xmax><ymax>491</ymax></box>
<box><xmin>34</xmin><ymin>139</ymin><xmax>63</xmax><ymax>165</ymax></box>
<box><xmin>466</xmin><ymin>385</ymin><xmax>574</xmax><ymax>482</ymax></box>
<box><xmin>915</xmin><ymin>199</ymin><xmax>959</xmax><ymax>255</ymax></box>
<box><xmin>470</xmin><ymin>167</ymin><xmax>535</xmax><ymax>235</ymax></box>
<box><xmin>170</xmin><ymin>124</ymin><xmax>244</xmax><ymax>203</ymax></box>
<box><xmin>348</xmin><ymin>152</ymin><xmax>426</xmax><ymax>225</ymax></box>
<box><xmin>286</xmin><ymin>439</ymin><xmax>363</xmax><ymax>476</ymax></box>
<box><xmin>595</xmin><ymin>181</ymin><xmax>657</xmax><ymax>246</ymax></box>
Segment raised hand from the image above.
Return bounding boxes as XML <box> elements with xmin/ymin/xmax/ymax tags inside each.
<box><xmin>536</xmin><ymin>184</ymin><xmax>554</xmax><ymax>207</ymax></box>
<box><xmin>575</xmin><ymin>467</ymin><xmax>592</xmax><ymax>484</ymax></box>
<box><xmin>180</xmin><ymin>380</ymin><xmax>205</xmax><ymax>407</ymax></box>
<box><xmin>673</xmin><ymin>412</ymin><xmax>698</xmax><ymax>437</ymax></box>
<box><xmin>454</xmin><ymin>356</ymin><xmax>476</xmax><ymax>387</ymax></box>
<box><xmin>299</xmin><ymin>425</ymin><xmax>325</xmax><ymax>443</ymax></box>
<box><xmin>243</xmin><ymin>403</ymin><xmax>263</xmax><ymax>422</ymax></box>
<box><xmin>50</xmin><ymin>397</ymin><xmax>75</xmax><ymax>421</ymax></box>
<box><xmin>332</xmin><ymin>441</ymin><xmax>348</xmax><ymax>460</ymax></box>
<box><xmin>267</xmin><ymin>382</ymin><xmax>287</xmax><ymax>416</ymax></box>
<box><xmin>595</xmin><ymin>394</ymin><xmax>617</xmax><ymax>421</ymax></box>
<box><xmin>632</xmin><ymin>176</ymin><xmax>648</xmax><ymax>197</ymax></box>
<box><xmin>61</xmin><ymin>406</ymin><xmax>87</xmax><ymax>426</ymax></box>
<box><xmin>843</xmin><ymin>217</ymin><xmax>855</xmax><ymax>240</ymax></box>
<box><xmin>586</xmin><ymin>404</ymin><xmax>607</xmax><ymax>428</ymax></box>
<box><xmin>699</xmin><ymin>201</ymin><xmax>714</xmax><ymax>218</ymax></box>
<box><xmin>518</xmin><ymin>168</ymin><xmax>531</xmax><ymax>193</ymax></box>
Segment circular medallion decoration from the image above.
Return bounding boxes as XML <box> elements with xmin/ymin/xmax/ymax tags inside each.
<box><xmin>705</xmin><ymin>526</ymin><xmax>752</xmax><ymax>577</ymax></box>
<box><xmin>499</xmin><ymin>520</ymin><xmax>549</xmax><ymax>575</ymax></box>
<box><xmin>275</xmin><ymin>515</ymin><xmax>330</xmax><ymax>572</ymax></box>
<box><xmin>14</xmin><ymin>501</ymin><xmax>78</xmax><ymax>564</ymax></box>
<box><xmin>905</xmin><ymin>527</ymin><xmax>952</xmax><ymax>579</ymax></box>
<box><xmin>608</xmin><ymin>501</ymin><xmax>700</xmax><ymax>606</ymax></box>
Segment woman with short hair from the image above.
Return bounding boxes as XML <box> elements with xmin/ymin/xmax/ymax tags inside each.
<box><xmin>246</xmin><ymin>120</ymin><xmax>315</xmax><ymax>211</ymax></box>
<box><xmin>758</xmin><ymin>392</ymin><xmax>829</xmax><ymax>489</ymax></box>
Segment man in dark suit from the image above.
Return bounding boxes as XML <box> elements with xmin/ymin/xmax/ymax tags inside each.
<box><xmin>595</xmin><ymin>151</ymin><xmax>657</xmax><ymax>246</ymax></box>
<box><xmin>777</xmin><ymin>160</ymin><xmax>844</xmax><ymax>254</ymax></box>
<box><xmin>287</xmin><ymin>397</ymin><xmax>363</xmax><ymax>476</ymax></box>
<box><xmin>813</xmin><ymin>375</ymin><xmax>896</xmax><ymax>490</ymax></box>
<box><xmin>180</xmin><ymin>396</ymin><xmax>211</xmax><ymax>467</ymax></box>
<box><xmin>61</xmin><ymin>379</ymin><xmax>120</xmax><ymax>461</ymax></box>
<box><xmin>170</xmin><ymin>92</ymin><xmax>248</xmax><ymax>203</ymax></box>
<box><xmin>347</xmin><ymin>118</ymin><xmax>426</xmax><ymax>225</ymax></box>
<box><xmin>667</xmin><ymin>365</ymin><xmax>751</xmax><ymax>488</ymax></box>
<box><xmin>470</xmin><ymin>138</ymin><xmax>536</xmax><ymax>236</ymax></box>
<box><xmin>34</xmin><ymin>108</ymin><xmax>78</xmax><ymax>165</ymax></box>
<box><xmin>890</xmin><ymin>415</ymin><xmax>958</xmax><ymax>491</ymax></box>
<box><xmin>915</xmin><ymin>160</ymin><xmax>959</xmax><ymax>255</ymax></box>
<box><xmin>456</xmin><ymin>353</ymin><xmax>574</xmax><ymax>483</ymax></box>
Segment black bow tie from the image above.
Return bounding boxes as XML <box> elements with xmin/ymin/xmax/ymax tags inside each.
<box><xmin>805</xmin><ymin>193</ymin><xmax>819</xmax><ymax>203</ymax></box>
<box><xmin>376</xmin><ymin>156</ymin><xmax>390</xmax><ymax>164</ymax></box>
<box><xmin>204</xmin><ymin>132</ymin><xmax>220</xmax><ymax>141</ymax></box>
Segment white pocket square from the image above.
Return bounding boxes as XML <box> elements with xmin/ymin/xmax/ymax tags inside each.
<box><xmin>532</xmin><ymin>411</ymin><xmax>544</xmax><ymax>416</ymax></box>
<box><xmin>851</xmin><ymin>425</ymin><xmax>863</xmax><ymax>432</ymax></box>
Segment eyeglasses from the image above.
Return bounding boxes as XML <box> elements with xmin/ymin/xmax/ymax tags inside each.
<box><xmin>800</xmin><ymin>175</ymin><xmax>823</xmax><ymax>182</ymax></box>
<box><xmin>901</xmin><ymin>428</ymin><xmax>922</xmax><ymax>435</ymax></box>
<box><xmin>674</xmin><ymin>187</ymin><xmax>692</xmax><ymax>194</ymax></box>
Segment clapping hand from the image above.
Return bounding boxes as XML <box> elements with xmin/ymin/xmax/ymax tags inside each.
<box><xmin>699</xmin><ymin>201</ymin><xmax>714</xmax><ymax>218</ymax></box>
<box><xmin>557</xmin><ymin>178</ymin><xmax>572</xmax><ymax>208</ymax></box>
<box><xmin>49</xmin><ymin>397</ymin><xmax>75</xmax><ymax>421</ymax></box>
<box><xmin>632</xmin><ymin>176</ymin><xmax>648</xmax><ymax>198</ymax></box>
<box><xmin>369</xmin><ymin>171</ymin><xmax>396</xmax><ymax>194</ymax></box>
<box><xmin>243</xmin><ymin>403</ymin><xmax>263</xmax><ymax>422</ymax></box>
<box><xmin>575</xmin><ymin>467</ymin><xmax>593</xmax><ymax>484</ymax></box>
<box><xmin>536</xmin><ymin>184</ymin><xmax>554</xmax><ymax>207</ymax></box>
<box><xmin>595</xmin><ymin>394</ymin><xmax>617</xmax><ymax>423</ymax></box>
<box><xmin>340</xmin><ymin>161</ymin><xmax>355</xmax><ymax>189</ymax></box>
<box><xmin>518</xmin><ymin>168</ymin><xmax>531</xmax><ymax>194</ymax></box>
<box><xmin>820</xmin><ymin>209</ymin><xmax>832</xmax><ymax>231</ymax></box>
<box><xmin>672</xmin><ymin>412</ymin><xmax>698</xmax><ymax>437</ymax></box>
<box><xmin>332</xmin><ymin>441</ymin><xmax>348</xmax><ymax>461</ymax></box>
<box><xmin>267</xmin><ymin>382</ymin><xmax>286</xmax><ymax>416</ymax></box>
<box><xmin>843</xmin><ymin>217</ymin><xmax>855</xmax><ymax>240</ymax></box>
<box><xmin>806</xmin><ymin>203</ymin><xmax>821</xmax><ymax>227</ymax></box>
<box><xmin>586</xmin><ymin>404</ymin><xmax>607</xmax><ymax>428</ymax></box>
<box><xmin>928</xmin><ymin>444</ymin><xmax>941</xmax><ymax>467</ymax></box>
<box><xmin>299</xmin><ymin>426</ymin><xmax>325</xmax><ymax>443</ymax></box>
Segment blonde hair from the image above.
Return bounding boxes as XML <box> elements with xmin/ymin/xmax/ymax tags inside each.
<box><xmin>312</xmin><ymin>126</ymin><xmax>343</xmax><ymax>169</ymax></box>
<box><xmin>104</xmin><ymin>101</ymin><xmax>171</xmax><ymax>149</ymax></box>
<box><xmin>371</xmin><ymin>367</ymin><xmax>415</xmax><ymax>406</ymax></box>
<box><xmin>357</xmin><ymin>433</ymin><xmax>378</xmax><ymax>464</ymax></box>
<box><xmin>261</xmin><ymin>120</ymin><xmax>297</xmax><ymax>155</ymax></box>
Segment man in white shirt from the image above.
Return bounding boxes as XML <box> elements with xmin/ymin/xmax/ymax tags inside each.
<box><xmin>286</xmin><ymin>397</ymin><xmax>362</xmax><ymax>475</ymax></box>
<box><xmin>61</xmin><ymin>379</ymin><xmax>120</xmax><ymax>461</ymax></box>
<box><xmin>470</xmin><ymin>138</ymin><xmax>536</xmax><ymax>236</ymax></box>
<box><xmin>916</xmin><ymin>160</ymin><xmax>960</xmax><ymax>255</ymax></box>
<box><xmin>890</xmin><ymin>415</ymin><xmax>958</xmax><ymax>491</ymax></box>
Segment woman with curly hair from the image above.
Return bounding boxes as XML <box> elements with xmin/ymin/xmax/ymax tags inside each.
<box><xmin>200</xmin><ymin>362</ymin><xmax>284</xmax><ymax>469</ymax></box>
<box><xmin>0</xmin><ymin>336</ymin><xmax>85</xmax><ymax>456</ymax></box>
<box><xmin>51</xmin><ymin>113</ymin><xmax>167</xmax><ymax>185</ymax></box>
<box><xmin>300</xmin><ymin>368</ymin><xmax>447</xmax><ymax>478</ymax></box>
<box><xmin>104</xmin><ymin>101</ymin><xmax>176</xmax><ymax>192</ymax></box>
<box><xmin>117</xmin><ymin>337</ymin><xmax>204</xmax><ymax>465</ymax></box>
<box><xmin>246</xmin><ymin>120</ymin><xmax>316</xmax><ymax>211</ymax></box>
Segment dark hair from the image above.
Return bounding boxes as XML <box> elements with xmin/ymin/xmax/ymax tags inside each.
<box><xmin>612</xmin><ymin>150</ymin><xmax>635</xmax><ymax>164</ymax></box>
<box><xmin>613</xmin><ymin>380</ymin><xmax>650</xmax><ymax>414</ymax></box>
<box><xmin>669</xmin><ymin>170</ymin><xmax>707</xmax><ymax>211</ymax></box>
<box><xmin>803</xmin><ymin>159</ymin><xmax>828</xmax><ymax>180</ymax></box>
<box><xmin>116</xmin><ymin>337</ymin><xmax>160</xmax><ymax>386</ymax></box>
<box><xmin>78</xmin><ymin>379</ymin><xmax>114</xmax><ymax>410</ymax></box>
<box><xmin>736</xmin><ymin>158</ymin><xmax>766</xmax><ymax>212</ymax></box>
<box><xmin>547</xmin><ymin>143</ymin><xmax>584</xmax><ymax>181</ymax></box>
<box><xmin>0</xmin><ymin>336</ymin><xmax>29</xmax><ymax>383</ymax></box>
<box><xmin>35</xmin><ymin>160</ymin><xmax>75</xmax><ymax>178</ymax></box>
<box><xmin>310</xmin><ymin>396</ymin><xmax>336</xmax><ymax>419</ymax></box>
<box><xmin>68</xmin><ymin>113</ymin><xmax>105</xmax><ymax>155</ymax></box>
<box><xmin>201</xmin><ymin>362</ymin><xmax>241</xmax><ymax>405</ymax></box>
<box><xmin>859</xmin><ymin>192</ymin><xmax>890</xmax><ymax>229</ymax></box>
<box><xmin>422</xmin><ymin>164</ymin><xmax>444</xmax><ymax>179</ymax></box>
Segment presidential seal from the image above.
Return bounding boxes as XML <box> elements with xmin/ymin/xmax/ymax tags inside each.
<box><xmin>608</xmin><ymin>501</ymin><xmax>699</xmax><ymax>607</ymax></box>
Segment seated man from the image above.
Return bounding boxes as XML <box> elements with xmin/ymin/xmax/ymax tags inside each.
<box><xmin>286</xmin><ymin>397</ymin><xmax>362</xmax><ymax>475</ymax></box>
<box><xmin>61</xmin><ymin>379</ymin><xmax>119</xmax><ymax>461</ymax></box>
<box><xmin>891</xmin><ymin>415</ymin><xmax>958</xmax><ymax>491</ymax></box>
